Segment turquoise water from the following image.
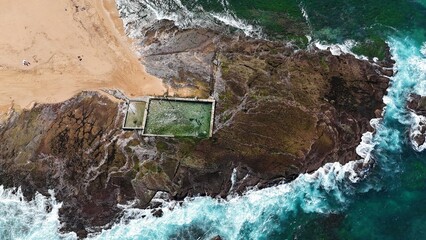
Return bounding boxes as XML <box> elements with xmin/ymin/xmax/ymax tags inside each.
<box><xmin>2</xmin><ymin>1</ymin><xmax>426</xmax><ymax>239</ymax></box>
<box><xmin>0</xmin><ymin>187</ymin><xmax>76</xmax><ymax>239</ymax></box>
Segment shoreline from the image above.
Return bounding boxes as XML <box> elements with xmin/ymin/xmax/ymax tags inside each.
<box><xmin>0</xmin><ymin>0</ymin><xmax>166</xmax><ymax>119</ymax></box>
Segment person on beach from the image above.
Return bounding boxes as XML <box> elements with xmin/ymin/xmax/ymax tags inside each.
<box><xmin>22</xmin><ymin>60</ymin><xmax>30</xmax><ymax>66</ymax></box>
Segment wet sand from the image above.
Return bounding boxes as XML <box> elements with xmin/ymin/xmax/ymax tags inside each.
<box><xmin>0</xmin><ymin>0</ymin><xmax>166</xmax><ymax>119</ymax></box>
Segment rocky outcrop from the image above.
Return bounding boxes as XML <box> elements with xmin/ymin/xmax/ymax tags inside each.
<box><xmin>0</xmin><ymin>27</ymin><xmax>393</xmax><ymax>237</ymax></box>
<box><xmin>408</xmin><ymin>94</ymin><xmax>426</xmax><ymax>115</ymax></box>
<box><xmin>139</xmin><ymin>20</ymin><xmax>220</xmax><ymax>97</ymax></box>
<box><xmin>137</xmin><ymin>27</ymin><xmax>393</xmax><ymax>191</ymax></box>
<box><xmin>407</xmin><ymin>94</ymin><xmax>426</xmax><ymax>148</ymax></box>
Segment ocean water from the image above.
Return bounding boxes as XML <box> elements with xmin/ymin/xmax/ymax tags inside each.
<box><xmin>2</xmin><ymin>0</ymin><xmax>426</xmax><ymax>239</ymax></box>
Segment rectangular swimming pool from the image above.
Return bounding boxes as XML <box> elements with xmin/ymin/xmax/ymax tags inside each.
<box><xmin>143</xmin><ymin>98</ymin><xmax>215</xmax><ymax>138</ymax></box>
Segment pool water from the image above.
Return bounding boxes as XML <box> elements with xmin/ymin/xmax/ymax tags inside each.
<box><xmin>143</xmin><ymin>99</ymin><xmax>213</xmax><ymax>137</ymax></box>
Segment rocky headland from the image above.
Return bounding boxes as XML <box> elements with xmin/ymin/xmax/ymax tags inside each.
<box><xmin>0</xmin><ymin>22</ymin><xmax>394</xmax><ymax>237</ymax></box>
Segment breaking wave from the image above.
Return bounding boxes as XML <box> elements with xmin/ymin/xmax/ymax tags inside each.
<box><xmin>115</xmin><ymin>0</ymin><xmax>263</xmax><ymax>39</ymax></box>
<box><xmin>313</xmin><ymin>40</ymin><xmax>368</xmax><ymax>60</ymax></box>
<box><xmin>405</xmin><ymin>41</ymin><xmax>426</xmax><ymax>152</ymax></box>
<box><xmin>0</xmin><ymin>186</ymin><xmax>76</xmax><ymax>240</ymax></box>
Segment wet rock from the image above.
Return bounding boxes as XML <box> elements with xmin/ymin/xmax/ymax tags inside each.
<box><xmin>408</xmin><ymin>93</ymin><xmax>426</xmax><ymax>115</ymax></box>
<box><xmin>407</xmin><ymin>93</ymin><xmax>426</xmax><ymax>148</ymax></box>
<box><xmin>151</xmin><ymin>208</ymin><xmax>163</xmax><ymax>217</ymax></box>
<box><xmin>140</xmin><ymin>21</ymin><xmax>220</xmax><ymax>97</ymax></box>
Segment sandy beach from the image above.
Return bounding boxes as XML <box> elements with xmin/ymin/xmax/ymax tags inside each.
<box><xmin>0</xmin><ymin>0</ymin><xmax>166</xmax><ymax>118</ymax></box>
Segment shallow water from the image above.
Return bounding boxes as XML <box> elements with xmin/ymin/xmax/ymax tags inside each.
<box><xmin>144</xmin><ymin>100</ymin><xmax>213</xmax><ymax>137</ymax></box>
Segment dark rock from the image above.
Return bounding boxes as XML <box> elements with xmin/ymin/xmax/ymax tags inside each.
<box><xmin>407</xmin><ymin>93</ymin><xmax>426</xmax><ymax>148</ymax></box>
<box><xmin>140</xmin><ymin>21</ymin><xmax>220</xmax><ymax>98</ymax></box>
<box><xmin>408</xmin><ymin>93</ymin><xmax>426</xmax><ymax>115</ymax></box>
<box><xmin>151</xmin><ymin>209</ymin><xmax>163</xmax><ymax>218</ymax></box>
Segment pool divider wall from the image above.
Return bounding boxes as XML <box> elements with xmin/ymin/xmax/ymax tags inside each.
<box><xmin>123</xmin><ymin>96</ymin><xmax>215</xmax><ymax>138</ymax></box>
<box><xmin>209</xmin><ymin>97</ymin><xmax>215</xmax><ymax>138</ymax></box>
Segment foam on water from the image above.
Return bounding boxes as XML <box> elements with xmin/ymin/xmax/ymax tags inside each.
<box><xmin>313</xmin><ymin>40</ymin><xmax>368</xmax><ymax>60</ymax></box>
<box><xmin>0</xmin><ymin>186</ymin><xmax>76</xmax><ymax>240</ymax></box>
<box><xmin>409</xmin><ymin>113</ymin><xmax>426</xmax><ymax>151</ymax></box>
<box><xmin>298</xmin><ymin>2</ymin><xmax>313</xmax><ymax>37</ymax></box>
<box><xmin>115</xmin><ymin>0</ymin><xmax>263</xmax><ymax>39</ymax></box>
<box><xmin>407</xmin><ymin>40</ymin><xmax>426</xmax><ymax>152</ymax></box>
<box><xmin>91</xmin><ymin>160</ymin><xmax>364</xmax><ymax>240</ymax></box>
<box><xmin>209</xmin><ymin>13</ymin><xmax>261</xmax><ymax>37</ymax></box>
<box><xmin>421</xmin><ymin>42</ymin><xmax>426</xmax><ymax>57</ymax></box>
<box><xmin>386</xmin><ymin>39</ymin><xmax>426</xmax><ymax>152</ymax></box>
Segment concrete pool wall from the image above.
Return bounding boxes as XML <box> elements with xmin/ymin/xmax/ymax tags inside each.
<box><xmin>123</xmin><ymin>96</ymin><xmax>215</xmax><ymax>138</ymax></box>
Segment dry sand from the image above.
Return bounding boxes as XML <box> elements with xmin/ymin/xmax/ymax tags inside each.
<box><xmin>0</xmin><ymin>0</ymin><xmax>167</xmax><ymax>119</ymax></box>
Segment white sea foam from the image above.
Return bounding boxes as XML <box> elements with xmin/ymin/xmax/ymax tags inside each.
<box><xmin>228</xmin><ymin>168</ymin><xmax>237</xmax><ymax>193</ymax></box>
<box><xmin>313</xmin><ymin>40</ymin><xmax>368</xmax><ymax>60</ymax></box>
<box><xmin>409</xmin><ymin>112</ymin><xmax>426</xmax><ymax>152</ymax></box>
<box><xmin>298</xmin><ymin>3</ymin><xmax>313</xmax><ymax>40</ymax></box>
<box><xmin>0</xmin><ymin>186</ymin><xmax>77</xmax><ymax>240</ymax></box>
<box><xmin>387</xmin><ymin>39</ymin><xmax>426</xmax><ymax>152</ymax></box>
<box><xmin>407</xmin><ymin>49</ymin><xmax>426</xmax><ymax>153</ymax></box>
<box><xmin>115</xmin><ymin>0</ymin><xmax>263</xmax><ymax>40</ymax></box>
<box><xmin>299</xmin><ymin>3</ymin><xmax>312</xmax><ymax>33</ymax></box>
<box><xmin>300</xmin><ymin>6</ymin><xmax>309</xmax><ymax>24</ymax></box>
<box><xmin>421</xmin><ymin>42</ymin><xmax>426</xmax><ymax>57</ymax></box>
<box><xmin>209</xmin><ymin>12</ymin><xmax>262</xmax><ymax>37</ymax></box>
<box><xmin>314</xmin><ymin>40</ymin><xmax>354</xmax><ymax>55</ymax></box>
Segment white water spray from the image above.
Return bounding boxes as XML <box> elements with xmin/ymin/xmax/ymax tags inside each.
<box><xmin>0</xmin><ymin>186</ymin><xmax>76</xmax><ymax>240</ymax></box>
<box><xmin>116</xmin><ymin>0</ymin><xmax>263</xmax><ymax>39</ymax></box>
